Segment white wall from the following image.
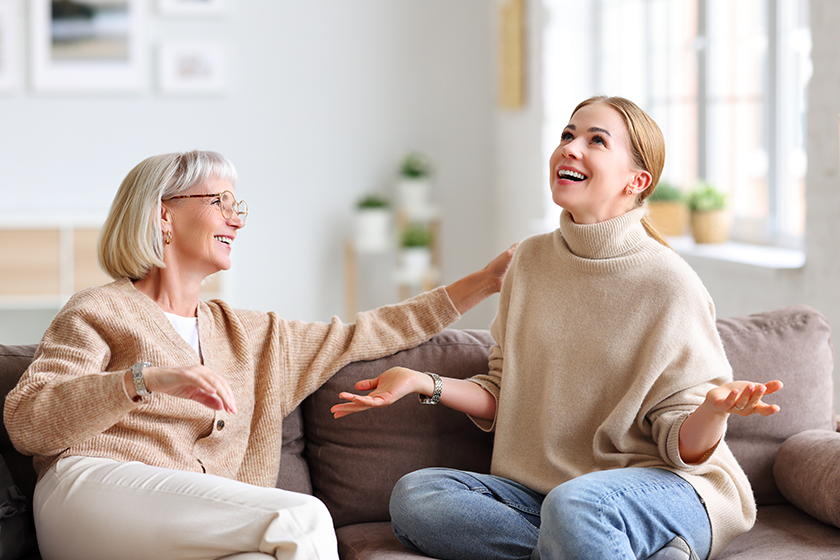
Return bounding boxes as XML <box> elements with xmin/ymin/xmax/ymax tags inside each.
<box><xmin>1</xmin><ymin>1</ymin><xmax>500</xmax><ymax>341</ymax></box>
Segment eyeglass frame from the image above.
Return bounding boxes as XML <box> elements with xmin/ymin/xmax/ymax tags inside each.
<box><xmin>163</xmin><ymin>190</ymin><xmax>248</xmax><ymax>223</ymax></box>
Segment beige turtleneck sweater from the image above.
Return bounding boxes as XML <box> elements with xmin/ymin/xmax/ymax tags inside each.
<box><xmin>4</xmin><ymin>278</ymin><xmax>459</xmax><ymax>487</ymax></box>
<box><xmin>468</xmin><ymin>208</ymin><xmax>754</xmax><ymax>559</ymax></box>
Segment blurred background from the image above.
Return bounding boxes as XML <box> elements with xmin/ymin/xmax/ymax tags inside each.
<box><xmin>1</xmin><ymin>0</ymin><xmax>839</xmax><ymax>399</ymax></box>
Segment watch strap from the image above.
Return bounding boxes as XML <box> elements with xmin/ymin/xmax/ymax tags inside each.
<box><xmin>418</xmin><ymin>372</ymin><xmax>442</xmax><ymax>405</ymax></box>
<box><xmin>131</xmin><ymin>362</ymin><xmax>152</xmax><ymax>397</ymax></box>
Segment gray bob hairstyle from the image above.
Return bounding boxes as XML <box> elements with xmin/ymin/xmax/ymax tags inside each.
<box><xmin>98</xmin><ymin>150</ymin><xmax>238</xmax><ymax>280</ymax></box>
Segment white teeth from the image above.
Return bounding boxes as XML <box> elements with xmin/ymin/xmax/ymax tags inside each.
<box><xmin>214</xmin><ymin>236</ymin><xmax>231</xmax><ymax>245</ymax></box>
<box><xmin>558</xmin><ymin>169</ymin><xmax>586</xmax><ymax>181</ymax></box>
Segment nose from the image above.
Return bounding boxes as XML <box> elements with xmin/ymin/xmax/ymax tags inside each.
<box><xmin>228</xmin><ymin>214</ymin><xmax>245</xmax><ymax>228</ymax></box>
<box><xmin>560</xmin><ymin>137</ymin><xmax>582</xmax><ymax>159</ymax></box>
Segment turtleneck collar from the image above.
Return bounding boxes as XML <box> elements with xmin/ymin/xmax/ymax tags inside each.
<box><xmin>558</xmin><ymin>207</ymin><xmax>650</xmax><ymax>260</ymax></box>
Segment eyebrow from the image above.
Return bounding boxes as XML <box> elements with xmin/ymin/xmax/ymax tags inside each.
<box><xmin>564</xmin><ymin>124</ymin><xmax>613</xmax><ymax>137</ymax></box>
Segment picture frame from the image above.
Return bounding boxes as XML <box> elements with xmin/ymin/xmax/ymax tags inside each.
<box><xmin>0</xmin><ymin>0</ymin><xmax>22</xmax><ymax>92</ymax></box>
<box><xmin>158</xmin><ymin>0</ymin><xmax>226</xmax><ymax>16</ymax></box>
<box><xmin>30</xmin><ymin>0</ymin><xmax>147</xmax><ymax>93</ymax></box>
<box><xmin>158</xmin><ymin>43</ymin><xmax>227</xmax><ymax>94</ymax></box>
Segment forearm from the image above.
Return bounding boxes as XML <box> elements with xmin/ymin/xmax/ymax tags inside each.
<box><xmin>678</xmin><ymin>402</ymin><xmax>728</xmax><ymax>464</ymax></box>
<box><xmin>445</xmin><ymin>271</ymin><xmax>499</xmax><ymax>315</ymax></box>
<box><xmin>416</xmin><ymin>372</ymin><xmax>497</xmax><ymax>420</ymax></box>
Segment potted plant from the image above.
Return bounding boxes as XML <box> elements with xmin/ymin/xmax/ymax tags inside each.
<box><xmin>687</xmin><ymin>181</ymin><xmax>731</xmax><ymax>244</ymax></box>
<box><xmin>354</xmin><ymin>193</ymin><xmax>391</xmax><ymax>253</ymax></box>
<box><xmin>399</xmin><ymin>223</ymin><xmax>433</xmax><ymax>282</ymax></box>
<box><xmin>397</xmin><ymin>151</ymin><xmax>434</xmax><ymax>221</ymax></box>
<box><xmin>646</xmin><ymin>181</ymin><xmax>687</xmax><ymax>237</ymax></box>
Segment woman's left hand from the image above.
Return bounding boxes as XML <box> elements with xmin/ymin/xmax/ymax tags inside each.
<box><xmin>705</xmin><ymin>380</ymin><xmax>783</xmax><ymax>416</ymax></box>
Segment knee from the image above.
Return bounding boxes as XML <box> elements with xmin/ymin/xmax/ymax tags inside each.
<box><xmin>542</xmin><ymin>479</ymin><xmax>597</xmax><ymax>526</ymax></box>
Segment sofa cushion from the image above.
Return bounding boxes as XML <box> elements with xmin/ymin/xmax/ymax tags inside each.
<box><xmin>276</xmin><ymin>406</ymin><xmax>312</xmax><ymax>494</ymax></box>
<box><xmin>718</xmin><ymin>305</ymin><xmax>835</xmax><ymax>505</ymax></box>
<box><xmin>303</xmin><ymin>329</ymin><xmax>496</xmax><ymax>528</ymax></box>
<box><xmin>773</xmin><ymin>429</ymin><xmax>840</xmax><ymax>529</ymax></box>
<box><xmin>716</xmin><ymin>504</ymin><xmax>840</xmax><ymax>560</ymax></box>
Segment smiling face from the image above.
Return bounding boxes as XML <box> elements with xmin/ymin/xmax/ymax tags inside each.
<box><xmin>549</xmin><ymin>102</ymin><xmax>652</xmax><ymax>224</ymax></box>
<box><xmin>162</xmin><ymin>177</ymin><xmax>244</xmax><ymax>280</ymax></box>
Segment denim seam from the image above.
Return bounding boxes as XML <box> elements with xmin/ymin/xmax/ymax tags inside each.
<box><xmin>470</xmin><ymin>486</ymin><xmax>541</xmax><ymax>531</ymax></box>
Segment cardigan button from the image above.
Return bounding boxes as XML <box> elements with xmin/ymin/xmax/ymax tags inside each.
<box><xmin>216</xmin><ymin>419</ymin><xmax>225</xmax><ymax>431</ymax></box>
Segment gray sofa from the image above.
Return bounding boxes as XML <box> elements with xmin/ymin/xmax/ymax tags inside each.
<box><xmin>2</xmin><ymin>304</ymin><xmax>839</xmax><ymax>559</ymax></box>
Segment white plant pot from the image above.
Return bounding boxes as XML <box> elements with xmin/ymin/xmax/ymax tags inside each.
<box><xmin>398</xmin><ymin>178</ymin><xmax>432</xmax><ymax>221</ymax></box>
<box><xmin>400</xmin><ymin>247</ymin><xmax>431</xmax><ymax>283</ymax></box>
<box><xmin>354</xmin><ymin>208</ymin><xmax>391</xmax><ymax>253</ymax></box>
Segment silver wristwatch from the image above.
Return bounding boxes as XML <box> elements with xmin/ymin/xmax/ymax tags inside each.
<box><xmin>418</xmin><ymin>372</ymin><xmax>442</xmax><ymax>405</ymax></box>
<box><xmin>131</xmin><ymin>362</ymin><xmax>152</xmax><ymax>397</ymax></box>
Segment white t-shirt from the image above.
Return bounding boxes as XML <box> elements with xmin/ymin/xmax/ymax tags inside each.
<box><xmin>164</xmin><ymin>312</ymin><xmax>200</xmax><ymax>357</ymax></box>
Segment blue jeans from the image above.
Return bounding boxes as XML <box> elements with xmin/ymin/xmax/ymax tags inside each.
<box><xmin>389</xmin><ymin>467</ymin><xmax>711</xmax><ymax>560</ymax></box>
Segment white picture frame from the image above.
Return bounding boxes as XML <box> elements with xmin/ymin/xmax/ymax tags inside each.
<box><xmin>0</xmin><ymin>0</ymin><xmax>23</xmax><ymax>92</ymax></box>
<box><xmin>158</xmin><ymin>43</ymin><xmax>227</xmax><ymax>94</ymax></box>
<box><xmin>30</xmin><ymin>0</ymin><xmax>147</xmax><ymax>93</ymax></box>
<box><xmin>158</xmin><ymin>0</ymin><xmax>226</xmax><ymax>16</ymax></box>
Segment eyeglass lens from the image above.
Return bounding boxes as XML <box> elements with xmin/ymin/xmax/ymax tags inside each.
<box><xmin>221</xmin><ymin>192</ymin><xmax>248</xmax><ymax>222</ymax></box>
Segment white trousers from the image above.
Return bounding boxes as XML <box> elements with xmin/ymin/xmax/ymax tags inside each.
<box><xmin>34</xmin><ymin>456</ymin><xmax>339</xmax><ymax>560</ymax></box>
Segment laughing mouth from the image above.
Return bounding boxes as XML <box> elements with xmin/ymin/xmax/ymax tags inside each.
<box><xmin>214</xmin><ymin>236</ymin><xmax>232</xmax><ymax>245</ymax></box>
<box><xmin>558</xmin><ymin>169</ymin><xmax>587</xmax><ymax>182</ymax></box>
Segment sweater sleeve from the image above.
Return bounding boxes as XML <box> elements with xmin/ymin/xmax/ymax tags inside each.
<box><xmin>4</xmin><ymin>304</ymin><xmax>140</xmax><ymax>457</ymax></box>
<box><xmin>644</xmin><ymin>288</ymin><xmax>733</xmax><ymax>470</ymax></box>
<box><xmin>251</xmin><ymin>286</ymin><xmax>461</xmax><ymax>413</ymax></box>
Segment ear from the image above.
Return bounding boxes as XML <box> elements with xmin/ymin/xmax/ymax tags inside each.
<box><xmin>628</xmin><ymin>170</ymin><xmax>652</xmax><ymax>195</ymax></box>
<box><xmin>160</xmin><ymin>202</ymin><xmax>173</xmax><ymax>229</ymax></box>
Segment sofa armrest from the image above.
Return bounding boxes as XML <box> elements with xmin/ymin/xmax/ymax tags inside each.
<box><xmin>773</xmin><ymin>429</ymin><xmax>840</xmax><ymax>528</ymax></box>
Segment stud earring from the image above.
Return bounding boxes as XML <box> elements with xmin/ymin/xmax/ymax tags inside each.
<box><xmin>626</xmin><ymin>187</ymin><xmax>635</xmax><ymax>197</ymax></box>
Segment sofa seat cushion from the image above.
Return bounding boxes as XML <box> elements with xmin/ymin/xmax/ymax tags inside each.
<box><xmin>716</xmin><ymin>504</ymin><xmax>840</xmax><ymax>559</ymax></box>
<box><xmin>717</xmin><ymin>305</ymin><xmax>834</xmax><ymax>505</ymax></box>
<box><xmin>303</xmin><ymin>329</ymin><xmax>496</xmax><ymax>528</ymax></box>
<box><xmin>337</xmin><ymin>522</ymin><xmax>427</xmax><ymax>560</ymax></box>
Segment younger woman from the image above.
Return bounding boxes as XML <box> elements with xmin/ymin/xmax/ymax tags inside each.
<box><xmin>332</xmin><ymin>97</ymin><xmax>782</xmax><ymax>560</ymax></box>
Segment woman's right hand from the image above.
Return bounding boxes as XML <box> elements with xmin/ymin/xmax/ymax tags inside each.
<box><xmin>331</xmin><ymin>367</ymin><xmax>426</xmax><ymax>418</ymax></box>
<box><xmin>124</xmin><ymin>365</ymin><xmax>237</xmax><ymax>414</ymax></box>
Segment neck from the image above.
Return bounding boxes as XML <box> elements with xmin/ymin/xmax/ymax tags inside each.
<box><xmin>132</xmin><ymin>267</ymin><xmax>202</xmax><ymax>317</ymax></box>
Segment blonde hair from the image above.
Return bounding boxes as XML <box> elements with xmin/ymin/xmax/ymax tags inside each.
<box><xmin>98</xmin><ymin>150</ymin><xmax>238</xmax><ymax>280</ymax></box>
<box><xmin>571</xmin><ymin>96</ymin><xmax>670</xmax><ymax>247</ymax></box>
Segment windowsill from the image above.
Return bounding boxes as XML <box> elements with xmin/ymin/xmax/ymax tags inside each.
<box><xmin>667</xmin><ymin>236</ymin><xmax>805</xmax><ymax>270</ymax></box>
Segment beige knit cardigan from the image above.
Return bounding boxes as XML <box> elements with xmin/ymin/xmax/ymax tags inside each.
<box><xmin>4</xmin><ymin>278</ymin><xmax>459</xmax><ymax>487</ymax></box>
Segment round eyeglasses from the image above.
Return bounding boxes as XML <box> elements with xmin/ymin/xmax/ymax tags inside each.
<box><xmin>164</xmin><ymin>191</ymin><xmax>248</xmax><ymax>224</ymax></box>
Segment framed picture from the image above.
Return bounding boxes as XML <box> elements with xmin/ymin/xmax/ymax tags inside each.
<box><xmin>30</xmin><ymin>0</ymin><xmax>147</xmax><ymax>92</ymax></box>
<box><xmin>0</xmin><ymin>0</ymin><xmax>22</xmax><ymax>92</ymax></box>
<box><xmin>158</xmin><ymin>43</ymin><xmax>226</xmax><ymax>94</ymax></box>
<box><xmin>158</xmin><ymin>0</ymin><xmax>226</xmax><ymax>16</ymax></box>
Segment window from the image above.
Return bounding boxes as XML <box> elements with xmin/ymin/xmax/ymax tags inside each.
<box><xmin>543</xmin><ymin>0</ymin><xmax>811</xmax><ymax>248</ymax></box>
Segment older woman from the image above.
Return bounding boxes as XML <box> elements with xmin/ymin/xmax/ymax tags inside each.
<box><xmin>332</xmin><ymin>97</ymin><xmax>782</xmax><ymax>560</ymax></box>
<box><xmin>4</xmin><ymin>150</ymin><xmax>515</xmax><ymax>560</ymax></box>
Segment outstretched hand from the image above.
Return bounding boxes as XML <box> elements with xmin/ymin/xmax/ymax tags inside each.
<box><xmin>705</xmin><ymin>380</ymin><xmax>783</xmax><ymax>417</ymax></box>
<box><xmin>331</xmin><ymin>367</ymin><xmax>422</xmax><ymax>419</ymax></box>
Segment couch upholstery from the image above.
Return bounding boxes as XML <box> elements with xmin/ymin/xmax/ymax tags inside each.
<box><xmin>2</xmin><ymin>305</ymin><xmax>839</xmax><ymax>559</ymax></box>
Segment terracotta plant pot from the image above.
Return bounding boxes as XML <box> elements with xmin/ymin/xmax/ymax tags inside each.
<box><xmin>690</xmin><ymin>209</ymin><xmax>732</xmax><ymax>244</ymax></box>
<box><xmin>647</xmin><ymin>202</ymin><xmax>688</xmax><ymax>237</ymax></box>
